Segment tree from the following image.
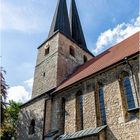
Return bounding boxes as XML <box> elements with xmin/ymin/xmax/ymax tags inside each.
<box><xmin>0</xmin><ymin>100</ymin><xmax>22</xmax><ymax>140</ymax></box>
<box><xmin>0</xmin><ymin>67</ymin><xmax>22</xmax><ymax>139</ymax></box>
<box><xmin>0</xmin><ymin>67</ymin><xmax>9</xmax><ymax>124</ymax></box>
<box><xmin>0</xmin><ymin>67</ymin><xmax>8</xmax><ymax>101</ymax></box>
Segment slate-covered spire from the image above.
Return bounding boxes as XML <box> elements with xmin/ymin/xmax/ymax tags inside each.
<box><xmin>70</xmin><ymin>0</ymin><xmax>88</xmax><ymax>51</ymax></box>
<box><xmin>48</xmin><ymin>0</ymin><xmax>71</xmax><ymax>39</ymax></box>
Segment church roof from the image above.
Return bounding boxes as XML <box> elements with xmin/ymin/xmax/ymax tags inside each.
<box><xmin>58</xmin><ymin>125</ymin><xmax>107</xmax><ymax>140</ymax></box>
<box><xmin>69</xmin><ymin>0</ymin><xmax>88</xmax><ymax>52</ymax></box>
<box><xmin>55</xmin><ymin>32</ymin><xmax>139</xmax><ymax>92</ymax></box>
<box><xmin>48</xmin><ymin>0</ymin><xmax>71</xmax><ymax>39</ymax></box>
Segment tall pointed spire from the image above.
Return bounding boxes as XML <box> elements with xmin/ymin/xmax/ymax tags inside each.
<box><xmin>48</xmin><ymin>0</ymin><xmax>71</xmax><ymax>39</ymax></box>
<box><xmin>70</xmin><ymin>0</ymin><xmax>88</xmax><ymax>51</ymax></box>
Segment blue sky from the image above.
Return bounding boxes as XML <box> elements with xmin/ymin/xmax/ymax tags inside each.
<box><xmin>0</xmin><ymin>0</ymin><xmax>139</xmax><ymax>103</ymax></box>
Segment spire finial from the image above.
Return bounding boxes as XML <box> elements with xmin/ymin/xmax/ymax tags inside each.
<box><xmin>48</xmin><ymin>0</ymin><xmax>71</xmax><ymax>39</ymax></box>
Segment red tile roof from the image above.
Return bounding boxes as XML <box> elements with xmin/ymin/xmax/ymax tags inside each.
<box><xmin>55</xmin><ymin>32</ymin><xmax>139</xmax><ymax>92</ymax></box>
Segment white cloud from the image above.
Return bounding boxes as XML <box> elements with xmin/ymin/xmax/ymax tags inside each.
<box><xmin>7</xmin><ymin>86</ymin><xmax>31</xmax><ymax>103</ymax></box>
<box><xmin>0</xmin><ymin>1</ymin><xmax>50</xmax><ymax>33</ymax></box>
<box><xmin>24</xmin><ymin>78</ymin><xmax>33</xmax><ymax>89</ymax></box>
<box><xmin>7</xmin><ymin>78</ymin><xmax>33</xmax><ymax>103</ymax></box>
<box><xmin>93</xmin><ymin>16</ymin><xmax>140</xmax><ymax>55</ymax></box>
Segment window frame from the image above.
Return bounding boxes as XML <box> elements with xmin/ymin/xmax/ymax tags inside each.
<box><xmin>122</xmin><ymin>76</ymin><xmax>136</xmax><ymax>109</ymax></box>
<box><xmin>44</xmin><ymin>45</ymin><xmax>50</xmax><ymax>56</ymax></box>
<box><xmin>119</xmin><ymin>71</ymin><xmax>136</xmax><ymax>110</ymax></box>
<box><xmin>118</xmin><ymin>71</ymin><xmax>139</xmax><ymax>121</ymax></box>
<box><xmin>98</xmin><ymin>85</ymin><xmax>107</xmax><ymax>126</ymax></box>
<box><xmin>95</xmin><ymin>83</ymin><xmax>107</xmax><ymax>127</ymax></box>
<box><xmin>69</xmin><ymin>46</ymin><xmax>75</xmax><ymax>57</ymax></box>
<box><xmin>83</xmin><ymin>55</ymin><xmax>88</xmax><ymax>63</ymax></box>
<box><xmin>29</xmin><ymin>119</ymin><xmax>35</xmax><ymax>135</ymax></box>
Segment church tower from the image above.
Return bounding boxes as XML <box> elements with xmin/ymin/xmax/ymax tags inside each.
<box><xmin>32</xmin><ymin>0</ymin><xmax>94</xmax><ymax>98</ymax></box>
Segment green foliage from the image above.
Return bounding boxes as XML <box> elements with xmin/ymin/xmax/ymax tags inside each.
<box><xmin>0</xmin><ymin>68</ymin><xmax>22</xmax><ymax>139</ymax></box>
<box><xmin>0</xmin><ymin>67</ymin><xmax>9</xmax><ymax>123</ymax></box>
<box><xmin>0</xmin><ymin>100</ymin><xmax>22</xmax><ymax>140</ymax></box>
<box><xmin>0</xmin><ymin>67</ymin><xmax>8</xmax><ymax>101</ymax></box>
<box><xmin>6</xmin><ymin>101</ymin><xmax>22</xmax><ymax>123</ymax></box>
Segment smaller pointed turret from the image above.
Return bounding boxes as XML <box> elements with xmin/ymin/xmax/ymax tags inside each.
<box><xmin>48</xmin><ymin>0</ymin><xmax>71</xmax><ymax>39</ymax></box>
<box><xmin>69</xmin><ymin>0</ymin><xmax>88</xmax><ymax>51</ymax></box>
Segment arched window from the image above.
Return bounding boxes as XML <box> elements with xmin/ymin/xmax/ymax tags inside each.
<box><xmin>122</xmin><ymin>75</ymin><xmax>135</xmax><ymax>109</ymax></box>
<box><xmin>29</xmin><ymin>119</ymin><xmax>35</xmax><ymax>135</ymax></box>
<box><xmin>98</xmin><ymin>85</ymin><xmax>106</xmax><ymax>125</ymax></box>
<box><xmin>69</xmin><ymin>46</ymin><xmax>75</xmax><ymax>57</ymax></box>
<box><xmin>95</xmin><ymin>83</ymin><xmax>106</xmax><ymax>126</ymax></box>
<box><xmin>76</xmin><ymin>91</ymin><xmax>83</xmax><ymax>131</ymax></box>
<box><xmin>83</xmin><ymin>55</ymin><xmax>88</xmax><ymax>63</ymax></box>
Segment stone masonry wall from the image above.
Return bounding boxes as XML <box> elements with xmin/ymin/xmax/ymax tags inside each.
<box><xmin>32</xmin><ymin>33</ymin><xmax>93</xmax><ymax>98</ymax></box>
<box><xmin>57</xmin><ymin>33</ymin><xmax>93</xmax><ymax>84</ymax></box>
<box><xmin>17</xmin><ymin>98</ymin><xmax>45</xmax><ymax>140</ymax></box>
<box><xmin>50</xmin><ymin>56</ymin><xmax>139</xmax><ymax>140</ymax></box>
<box><xmin>18</xmin><ymin>55</ymin><xmax>139</xmax><ymax>140</ymax></box>
<box><xmin>32</xmin><ymin>34</ymin><xmax>59</xmax><ymax>98</ymax></box>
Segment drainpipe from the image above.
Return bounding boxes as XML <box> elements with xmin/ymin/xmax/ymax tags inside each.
<box><xmin>124</xmin><ymin>57</ymin><xmax>139</xmax><ymax>107</ymax></box>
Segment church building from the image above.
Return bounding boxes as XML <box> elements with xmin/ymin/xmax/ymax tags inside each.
<box><xmin>17</xmin><ymin>0</ymin><xmax>140</xmax><ymax>140</ymax></box>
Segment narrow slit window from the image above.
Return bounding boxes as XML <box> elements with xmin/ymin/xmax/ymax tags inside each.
<box><xmin>62</xmin><ymin>98</ymin><xmax>66</xmax><ymax>133</ymax></box>
<box><xmin>29</xmin><ymin>119</ymin><xmax>35</xmax><ymax>135</ymax></box>
<box><xmin>43</xmin><ymin>72</ymin><xmax>46</xmax><ymax>77</ymax></box>
<box><xmin>83</xmin><ymin>55</ymin><xmax>88</xmax><ymax>63</ymax></box>
<box><xmin>123</xmin><ymin>76</ymin><xmax>135</xmax><ymax>109</ymax></box>
<box><xmin>45</xmin><ymin>47</ymin><xmax>50</xmax><ymax>56</ymax></box>
<box><xmin>99</xmin><ymin>86</ymin><xmax>106</xmax><ymax>125</ymax></box>
<box><xmin>70</xmin><ymin>46</ymin><xmax>75</xmax><ymax>57</ymax></box>
<box><xmin>76</xmin><ymin>91</ymin><xmax>83</xmax><ymax>131</ymax></box>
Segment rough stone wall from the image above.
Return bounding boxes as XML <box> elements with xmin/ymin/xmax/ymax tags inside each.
<box><xmin>44</xmin><ymin>99</ymin><xmax>52</xmax><ymax>136</ymax></box>
<box><xmin>19</xmin><ymin>56</ymin><xmax>139</xmax><ymax>140</ymax></box>
<box><xmin>57</xmin><ymin>34</ymin><xmax>93</xmax><ymax>84</ymax></box>
<box><xmin>32</xmin><ymin>33</ymin><xmax>93</xmax><ymax>98</ymax></box>
<box><xmin>82</xmin><ymin>79</ymin><xmax>97</xmax><ymax>129</ymax></box>
<box><xmin>32</xmin><ymin>34</ymin><xmax>59</xmax><ymax>98</ymax></box>
<box><xmin>50</xmin><ymin>56</ymin><xmax>139</xmax><ymax>140</ymax></box>
<box><xmin>51</xmin><ymin>83</ymin><xmax>98</xmax><ymax>134</ymax></box>
<box><xmin>64</xmin><ymin>90</ymin><xmax>77</xmax><ymax>133</ymax></box>
<box><xmin>17</xmin><ymin>99</ymin><xmax>45</xmax><ymax>140</ymax></box>
<box><xmin>104</xmin><ymin>58</ymin><xmax>140</xmax><ymax>140</ymax></box>
<box><xmin>48</xmin><ymin>87</ymin><xmax>79</xmax><ymax>135</ymax></box>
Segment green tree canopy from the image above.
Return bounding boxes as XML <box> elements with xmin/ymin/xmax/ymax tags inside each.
<box><xmin>1</xmin><ymin>100</ymin><xmax>22</xmax><ymax>140</ymax></box>
<box><xmin>0</xmin><ymin>67</ymin><xmax>9</xmax><ymax>125</ymax></box>
<box><xmin>0</xmin><ymin>67</ymin><xmax>8</xmax><ymax>102</ymax></box>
